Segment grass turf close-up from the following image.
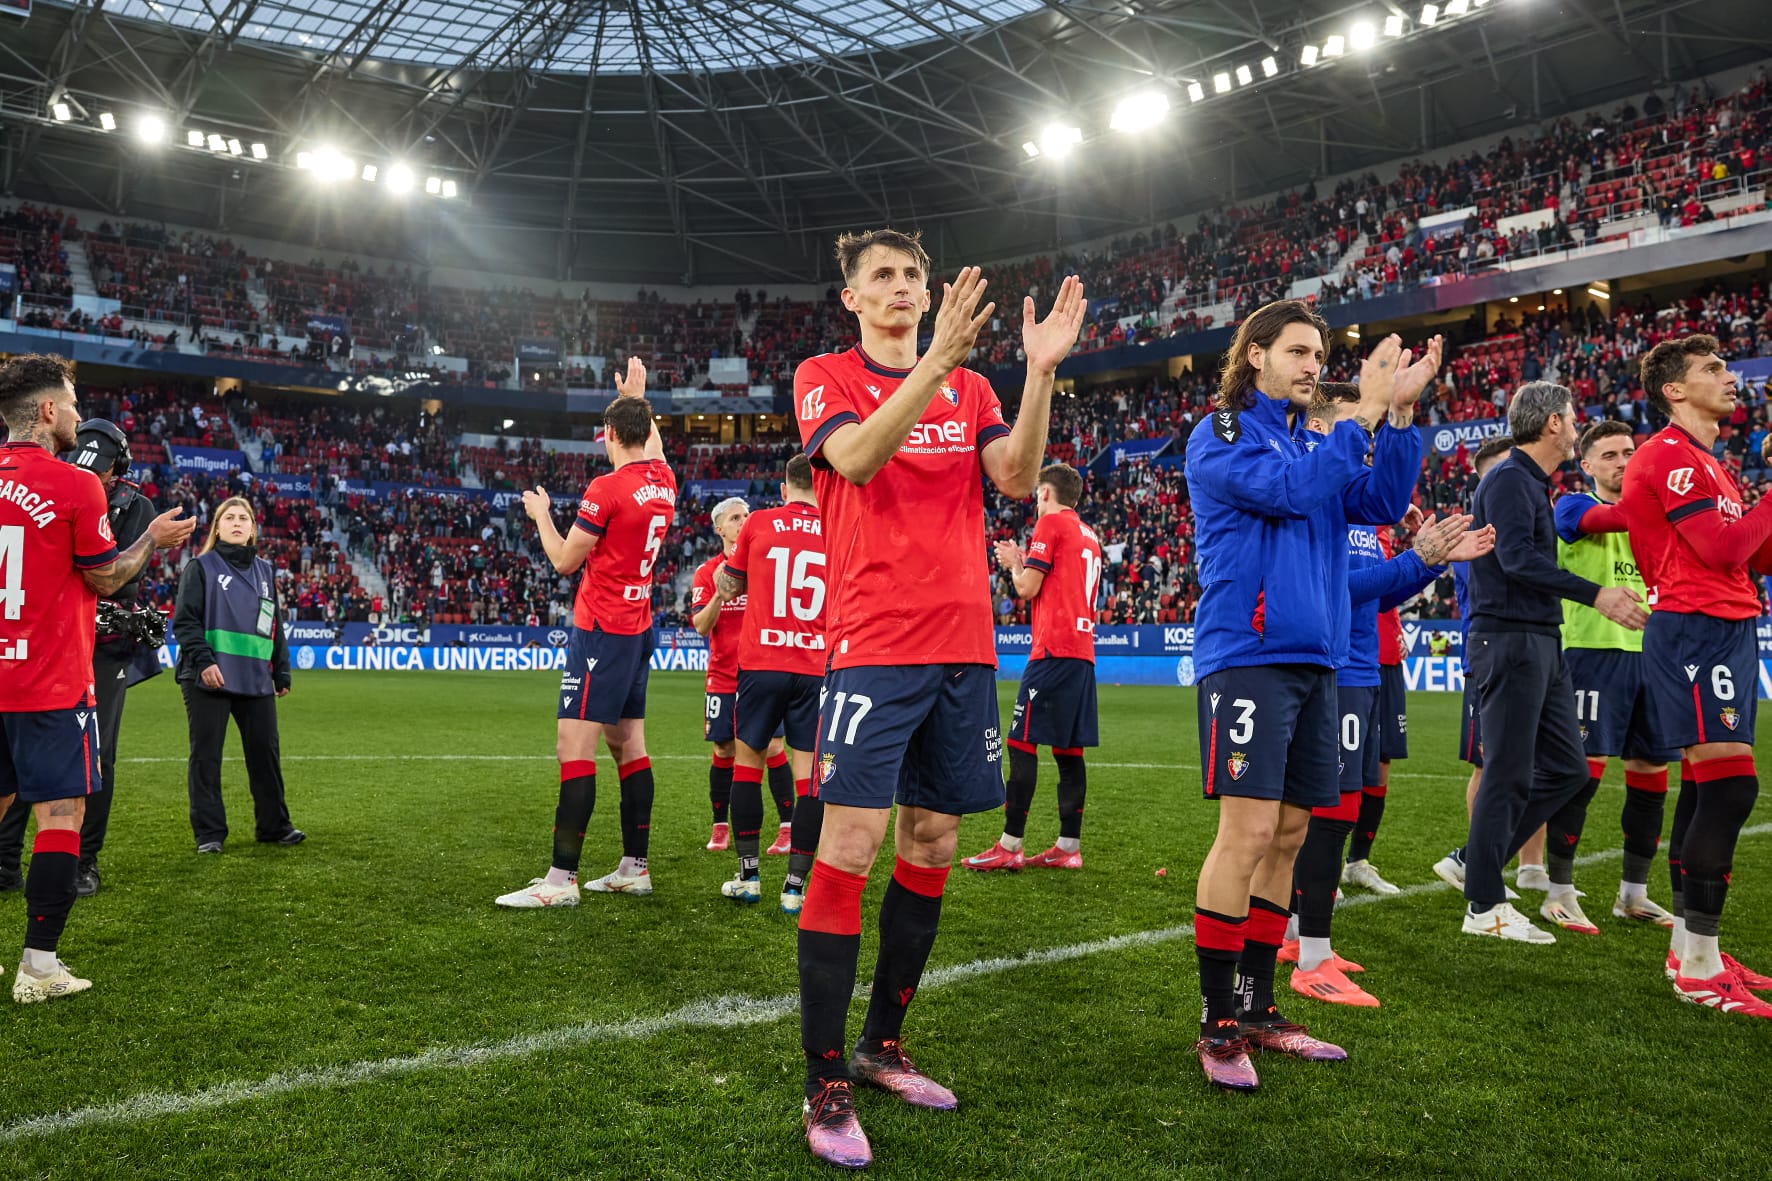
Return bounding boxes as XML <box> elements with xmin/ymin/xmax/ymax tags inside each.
<box><xmin>0</xmin><ymin>669</ymin><xmax>1768</xmax><ymax>1179</ymax></box>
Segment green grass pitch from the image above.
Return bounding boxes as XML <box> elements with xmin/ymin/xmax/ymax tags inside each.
<box><xmin>1</xmin><ymin>670</ymin><xmax>1768</xmax><ymax>1179</ymax></box>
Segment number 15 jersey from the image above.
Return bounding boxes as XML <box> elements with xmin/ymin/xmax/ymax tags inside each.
<box><xmin>572</xmin><ymin>457</ymin><xmax>677</xmax><ymax>635</ymax></box>
<box><xmin>725</xmin><ymin>501</ymin><xmax>827</xmax><ymax>676</ymax></box>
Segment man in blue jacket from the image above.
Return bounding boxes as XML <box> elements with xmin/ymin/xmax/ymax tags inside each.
<box><xmin>1184</xmin><ymin>299</ymin><xmax>1439</xmax><ymax>1091</ymax></box>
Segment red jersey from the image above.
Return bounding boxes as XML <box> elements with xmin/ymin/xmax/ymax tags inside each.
<box><xmin>1376</xmin><ymin>528</ymin><xmax>1404</xmax><ymax>666</ymax></box>
<box><xmin>1619</xmin><ymin>425</ymin><xmax>1760</xmax><ymax>619</ymax></box>
<box><xmin>690</xmin><ymin>551</ymin><xmax>745</xmax><ymax>694</ymax></box>
<box><xmin>1023</xmin><ymin>509</ymin><xmax>1099</xmax><ymax>663</ymax></box>
<box><xmin>571</xmin><ymin>457</ymin><xmax>677</xmax><ymax>635</ymax></box>
<box><xmin>0</xmin><ymin>441</ymin><xmax>119</xmax><ymax>711</ymax></box>
<box><xmin>725</xmin><ymin>501</ymin><xmax>827</xmax><ymax>677</ymax></box>
<box><xmin>795</xmin><ymin>347</ymin><xmax>1010</xmax><ymax>669</ymax></box>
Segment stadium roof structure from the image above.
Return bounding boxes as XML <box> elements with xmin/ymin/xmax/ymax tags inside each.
<box><xmin>1</xmin><ymin>0</ymin><xmax>1769</xmax><ymax>284</ymax></box>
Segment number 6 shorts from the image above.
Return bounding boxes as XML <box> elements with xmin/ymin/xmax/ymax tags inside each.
<box><xmin>1196</xmin><ymin>663</ymin><xmax>1340</xmax><ymax>808</ymax></box>
<box><xmin>810</xmin><ymin>663</ymin><xmax>1006</xmax><ymax>815</ymax></box>
<box><xmin>1641</xmin><ymin>613</ymin><xmax>1757</xmax><ymax>749</ymax></box>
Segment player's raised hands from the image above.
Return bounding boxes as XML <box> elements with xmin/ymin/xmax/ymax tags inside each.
<box><xmin>1409</xmin><ymin>513</ymin><xmax>1475</xmax><ymax>566</ymax></box>
<box><xmin>520</xmin><ymin>486</ymin><xmax>552</xmax><ymax>523</ymax></box>
<box><xmin>146</xmin><ymin>507</ymin><xmax>197</xmax><ymax>550</ymax></box>
<box><xmin>1391</xmin><ymin>335</ymin><xmax>1445</xmax><ymax>413</ymax></box>
<box><xmin>1593</xmin><ymin>584</ymin><xmax>1650</xmax><ymax>630</ymax></box>
<box><xmin>614</xmin><ymin>356</ymin><xmax>648</xmax><ymax>399</ymax></box>
<box><xmin>924</xmin><ymin>266</ymin><xmax>995</xmax><ymax>374</ymax></box>
<box><xmin>1398</xmin><ymin>504</ymin><xmax>1426</xmax><ymax>536</ymax></box>
<box><xmin>1355</xmin><ymin>334</ymin><xmax>1403</xmax><ymax>424</ymax></box>
<box><xmin>1023</xmin><ymin>275</ymin><xmax>1087</xmax><ymax>375</ymax></box>
<box><xmin>1445</xmin><ymin>523</ymin><xmax>1495</xmax><ymax>563</ymax></box>
<box><xmin>993</xmin><ymin>539</ymin><xmax>1025</xmax><ymax>573</ymax></box>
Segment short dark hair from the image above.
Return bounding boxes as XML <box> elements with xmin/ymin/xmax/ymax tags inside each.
<box><xmin>1216</xmin><ymin>300</ymin><xmax>1329</xmax><ymax>412</ymax></box>
<box><xmin>834</xmin><ymin>228</ymin><xmax>932</xmax><ymax>285</ymax></box>
<box><xmin>1640</xmin><ymin>333</ymin><xmax>1722</xmax><ymax>416</ymax></box>
<box><xmin>1578</xmin><ymin>419</ymin><xmax>1634</xmax><ymax>458</ymax></box>
<box><xmin>784</xmin><ymin>453</ymin><xmax>814</xmax><ymax>490</ymax></box>
<box><xmin>1038</xmin><ymin>462</ymin><xmax>1083</xmax><ymax>507</ymax></box>
<box><xmin>1305</xmin><ymin>380</ymin><xmax>1360</xmax><ymax>426</ymax></box>
<box><xmin>602</xmin><ymin>396</ymin><xmax>654</xmax><ymax>449</ymax></box>
<box><xmin>1472</xmin><ymin>435</ymin><xmax>1514</xmax><ymax>472</ymax></box>
<box><xmin>0</xmin><ymin>353</ymin><xmax>76</xmax><ymax>434</ymax></box>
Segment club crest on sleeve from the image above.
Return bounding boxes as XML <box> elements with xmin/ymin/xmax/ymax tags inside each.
<box><xmin>1720</xmin><ymin>708</ymin><xmax>1740</xmax><ymax>732</ymax></box>
<box><xmin>819</xmin><ymin>752</ymin><xmax>837</xmax><ymax>783</ymax></box>
<box><xmin>1212</xmin><ymin>411</ymin><xmax>1242</xmax><ymax>444</ymax></box>
<box><xmin>1227</xmin><ymin>751</ymin><xmax>1250</xmax><ymax>781</ymax></box>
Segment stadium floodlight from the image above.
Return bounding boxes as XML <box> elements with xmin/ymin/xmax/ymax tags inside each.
<box><xmin>1021</xmin><ymin>141</ymin><xmax>1040</xmax><ymax>158</ymax></box>
<box><xmin>1347</xmin><ymin>328</ymin><xmax>1361</xmax><ymax>340</ymax></box>
<box><xmin>1235</xmin><ymin>64</ymin><xmax>1253</xmax><ymax>87</ymax></box>
<box><xmin>250</xmin><ymin>142</ymin><xmax>268</xmax><ymax>160</ymax></box>
<box><xmin>1587</xmin><ymin>286</ymin><xmax>1610</xmax><ymax>300</ymax></box>
<box><xmin>51</xmin><ymin>101</ymin><xmax>71</xmax><ymax>122</ymax></box>
<box><xmin>1261</xmin><ymin>56</ymin><xmax>1279</xmax><ymax>78</ymax></box>
<box><xmin>1109</xmin><ymin>91</ymin><xmax>1170</xmax><ymax>133</ymax></box>
<box><xmin>1420</xmin><ymin>4</ymin><xmax>1440</xmax><ymax>25</ymax></box>
<box><xmin>1350</xmin><ymin>22</ymin><xmax>1376</xmax><ymax>50</ymax></box>
<box><xmin>1384</xmin><ymin>15</ymin><xmax>1406</xmax><ymax>36</ymax></box>
<box><xmin>187</xmin><ymin>129</ymin><xmax>206</xmax><ymax>148</ymax></box>
<box><xmin>98</xmin><ymin>112</ymin><xmax>117</xmax><ymax>131</ymax></box>
<box><xmin>1187</xmin><ymin>81</ymin><xmax>1206</xmax><ymax>102</ymax></box>
<box><xmin>137</xmin><ymin>115</ymin><xmax>166</xmax><ymax>144</ymax></box>
<box><xmin>207</xmin><ymin>134</ymin><xmax>227</xmax><ymax>153</ymax></box>
<box><xmin>1552</xmin><ymin>288</ymin><xmax>1564</xmax><ymax>295</ymax></box>
<box><xmin>1213</xmin><ymin>72</ymin><xmax>1231</xmax><ymax>94</ymax></box>
<box><xmin>425</xmin><ymin>176</ymin><xmax>442</xmax><ymax>195</ymax></box>
<box><xmin>1445</xmin><ymin>0</ymin><xmax>1469</xmax><ymax>13</ymax></box>
<box><xmin>1037</xmin><ymin>123</ymin><xmax>1082</xmax><ymax>160</ymax></box>
<box><xmin>296</xmin><ymin>151</ymin><xmax>314</xmax><ymax>170</ymax></box>
<box><xmin>386</xmin><ymin>163</ymin><xmax>415</xmax><ymax>191</ymax></box>
<box><xmin>311</xmin><ymin>147</ymin><xmax>355</xmax><ymax>182</ymax></box>
<box><xmin>1508</xmin><ymin>295</ymin><xmax>1519</xmax><ymax>303</ymax></box>
<box><xmin>227</xmin><ymin>139</ymin><xmax>243</xmax><ymax>156</ymax></box>
<box><xmin>362</xmin><ymin>164</ymin><xmax>378</xmax><ymax>182</ymax></box>
<box><xmin>1323</xmin><ymin>35</ymin><xmax>1346</xmax><ymax>57</ymax></box>
<box><xmin>441</xmin><ymin>180</ymin><xmax>457</xmax><ymax>199</ymax></box>
<box><xmin>1300</xmin><ymin>44</ymin><xmax>1319</xmax><ymax>67</ymax></box>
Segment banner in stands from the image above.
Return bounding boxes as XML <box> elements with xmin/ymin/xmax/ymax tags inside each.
<box><xmin>326</xmin><ymin>479</ymin><xmax>573</xmax><ymax>516</ymax></box>
<box><xmin>1091</xmin><ymin>436</ymin><xmax>1172</xmax><ymax>473</ymax></box>
<box><xmin>1424</xmin><ymin>418</ymin><xmax>1507</xmax><ymax>457</ymax></box>
<box><xmin>258</xmin><ymin>474</ymin><xmax>314</xmax><ymax>499</ymax></box>
<box><xmin>0</xmin><ymin>264</ymin><xmax>14</xmax><ymax>298</ymax></box>
<box><xmin>1732</xmin><ymin>357</ymin><xmax>1772</xmax><ymax>386</ymax></box>
<box><xmin>307</xmin><ymin>313</ymin><xmax>349</xmax><ymax>338</ymax></box>
<box><xmin>515</xmin><ymin>338</ymin><xmax>560</xmax><ymax>364</ymax></box>
<box><xmin>683</xmin><ymin>480</ymin><xmax>751</xmax><ymax>501</ymax></box>
<box><xmin>166</xmin><ymin>445</ymin><xmax>248</xmax><ymax>476</ymax></box>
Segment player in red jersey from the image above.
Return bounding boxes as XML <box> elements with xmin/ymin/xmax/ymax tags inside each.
<box><xmin>1341</xmin><ymin>525</ymin><xmax>1407</xmax><ymax>896</ymax></box>
<box><xmin>1593</xmin><ymin>334</ymin><xmax>1772</xmax><ymax>1015</ymax></box>
<box><xmin>708</xmin><ymin>454</ymin><xmax>828</xmax><ymax>912</ymax></box>
<box><xmin>0</xmin><ymin>354</ymin><xmax>194</xmax><ymax>1001</ymax></box>
<box><xmin>495</xmin><ymin>361</ymin><xmax>676</xmax><ymax>908</ymax></box>
<box><xmin>965</xmin><ymin>461</ymin><xmax>1099</xmax><ymax>872</ymax></box>
<box><xmin>691</xmin><ymin>498</ymin><xmax>794</xmax><ymax>855</ymax></box>
<box><xmin>790</xmin><ymin>228</ymin><xmax>1084</xmax><ymax>1169</ymax></box>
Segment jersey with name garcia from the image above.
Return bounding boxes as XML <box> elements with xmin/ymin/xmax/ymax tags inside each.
<box><xmin>726</xmin><ymin>501</ymin><xmax>827</xmax><ymax>676</ymax></box>
<box><xmin>690</xmin><ymin>551</ymin><xmax>745</xmax><ymax>693</ymax></box>
<box><xmin>1619</xmin><ymin>426</ymin><xmax>1758</xmax><ymax>619</ymax></box>
<box><xmin>571</xmin><ymin>457</ymin><xmax>677</xmax><ymax>635</ymax></box>
<box><xmin>795</xmin><ymin>347</ymin><xmax>1009</xmax><ymax>669</ymax></box>
<box><xmin>0</xmin><ymin>441</ymin><xmax>120</xmax><ymax>710</ymax></box>
<box><xmin>1023</xmin><ymin>508</ymin><xmax>1099</xmax><ymax>663</ymax></box>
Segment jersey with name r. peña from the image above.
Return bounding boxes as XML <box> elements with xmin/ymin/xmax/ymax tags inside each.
<box><xmin>726</xmin><ymin>501</ymin><xmax>827</xmax><ymax>676</ymax></box>
<box><xmin>795</xmin><ymin>346</ymin><xmax>1009</xmax><ymax>669</ymax></box>
<box><xmin>1619</xmin><ymin>425</ymin><xmax>1759</xmax><ymax>619</ymax></box>
<box><xmin>1022</xmin><ymin>508</ymin><xmax>1099</xmax><ymax>663</ymax></box>
<box><xmin>0</xmin><ymin>441</ymin><xmax>120</xmax><ymax>710</ymax></box>
<box><xmin>572</xmin><ymin>457</ymin><xmax>677</xmax><ymax>635</ymax></box>
<box><xmin>691</xmin><ymin>551</ymin><xmax>744</xmax><ymax>693</ymax></box>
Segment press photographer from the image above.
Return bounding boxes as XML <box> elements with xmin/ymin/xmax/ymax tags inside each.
<box><xmin>0</xmin><ymin>420</ymin><xmax>161</xmax><ymax>898</ymax></box>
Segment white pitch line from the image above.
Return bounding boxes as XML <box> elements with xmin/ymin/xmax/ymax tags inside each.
<box><xmin>6</xmin><ymin>824</ymin><xmax>1764</xmax><ymax>1144</ymax></box>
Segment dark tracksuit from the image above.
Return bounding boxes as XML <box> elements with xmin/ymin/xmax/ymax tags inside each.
<box><xmin>0</xmin><ymin>481</ymin><xmax>157</xmax><ymax>878</ymax></box>
<box><xmin>1464</xmin><ymin>448</ymin><xmax>1600</xmax><ymax>909</ymax></box>
<box><xmin>172</xmin><ymin>543</ymin><xmax>296</xmax><ymax>845</ymax></box>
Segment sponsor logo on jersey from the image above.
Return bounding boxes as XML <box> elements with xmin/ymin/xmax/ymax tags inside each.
<box><xmin>1667</xmin><ymin>467</ymin><xmax>1695</xmax><ymax>496</ymax></box>
<box><xmin>819</xmin><ymin>752</ymin><xmax>837</xmax><ymax>783</ymax></box>
<box><xmin>800</xmin><ymin>385</ymin><xmax>827</xmax><ymax>421</ymax></box>
<box><xmin>865</xmin><ymin>384</ymin><xmax>882</xmax><ymax>399</ymax></box>
<box><xmin>904</xmin><ymin>420</ymin><xmax>970</xmax><ymax>449</ymax></box>
<box><xmin>1227</xmin><ymin>751</ymin><xmax>1250</xmax><ymax>781</ymax></box>
<box><xmin>1721</xmin><ymin>708</ymin><xmax>1740</xmax><ymax>731</ymax></box>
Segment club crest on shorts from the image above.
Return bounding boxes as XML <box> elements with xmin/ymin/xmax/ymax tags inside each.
<box><xmin>1720</xmin><ymin>708</ymin><xmax>1740</xmax><ymax>732</ymax></box>
<box><xmin>1579</xmin><ymin>724</ymin><xmax>1589</xmax><ymax>742</ymax></box>
<box><xmin>819</xmin><ymin>752</ymin><xmax>837</xmax><ymax>783</ymax></box>
<box><xmin>1227</xmin><ymin>751</ymin><xmax>1250</xmax><ymax>781</ymax></box>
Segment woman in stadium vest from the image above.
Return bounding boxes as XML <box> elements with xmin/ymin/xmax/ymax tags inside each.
<box><xmin>172</xmin><ymin>497</ymin><xmax>305</xmax><ymax>853</ymax></box>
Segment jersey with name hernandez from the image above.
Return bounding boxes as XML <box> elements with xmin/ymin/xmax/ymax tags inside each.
<box><xmin>1023</xmin><ymin>508</ymin><xmax>1099</xmax><ymax>663</ymax></box>
<box><xmin>571</xmin><ymin>457</ymin><xmax>677</xmax><ymax>635</ymax></box>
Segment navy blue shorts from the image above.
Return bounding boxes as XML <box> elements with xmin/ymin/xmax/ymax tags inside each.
<box><xmin>1196</xmin><ymin>664</ymin><xmax>1339</xmax><ymax>809</ymax></box>
<box><xmin>1642</xmin><ymin>613</ymin><xmax>1758</xmax><ymax>749</ymax></box>
<box><xmin>558</xmin><ymin>626</ymin><xmax>653</xmax><ymax>725</ymax></box>
<box><xmin>0</xmin><ymin>708</ymin><xmax>101</xmax><ymax>803</ymax></box>
<box><xmin>1008</xmin><ymin>657</ymin><xmax>1099</xmax><ymax>750</ymax></box>
<box><xmin>1459</xmin><ymin>674</ymin><xmax>1484</xmax><ymax>768</ymax></box>
<box><xmin>1337</xmin><ymin>684</ymin><xmax>1382</xmax><ymax>793</ymax></box>
<box><xmin>1378</xmin><ymin>663</ymin><xmax>1408</xmax><ymax>761</ymax></box>
<box><xmin>704</xmin><ymin>692</ymin><xmax>737</xmax><ymax>744</ymax></box>
<box><xmin>1566</xmin><ymin>648</ymin><xmax>1682</xmax><ymax>763</ymax></box>
<box><xmin>736</xmin><ymin>668</ymin><xmax>820</xmax><ymax>752</ymax></box>
<box><xmin>811</xmin><ymin>663</ymin><xmax>1004</xmax><ymax>815</ymax></box>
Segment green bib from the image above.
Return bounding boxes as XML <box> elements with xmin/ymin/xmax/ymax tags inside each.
<box><xmin>1558</xmin><ymin>528</ymin><xmax>1646</xmax><ymax>652</ymax></box>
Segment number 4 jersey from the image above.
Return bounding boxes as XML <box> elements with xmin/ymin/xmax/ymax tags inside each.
<box><xmin>725</xmin><ymin>501</ymin><xmax>827</xmax><ymax>676</ymax></box>
<box><xmin>572</xmin><ymin>457</ymin><xmax>677</xmax><ymax>635</ymax></box>
<box><xmin>1023</xmin><ymin>508</ymin><xmax>1099</xmax><ymax>663</ymax></box>
<box><xmin>0</xmin><ymin>440</ymin><xmax>120</xmax><ymax>711</ymax></box>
